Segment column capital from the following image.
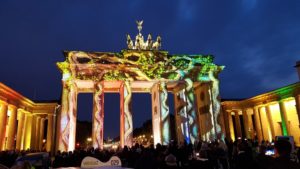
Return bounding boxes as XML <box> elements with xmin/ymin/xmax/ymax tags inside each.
<box><xmin>0</xmin><ymin>100</ymin><xmax>8</xmax><ymax>105</ymax></box>
<box><xmin>17</xmin><ymin>108</ymin><xmax>25</xmax><ymax>113</ymax></box>
<box><xmin>8</xmin><ymin>104</ymin><xmax>17</xmax><ymax>109</ymax></box>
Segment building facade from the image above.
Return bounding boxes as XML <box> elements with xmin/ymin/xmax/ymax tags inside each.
<box><xmin>0</xmin><ymin>83</ymin><xmax>58</xmax><ymax>151</ymax></box>
<box><xmin>222</xmin><ymin>62</ymin><xmax>300</xmax><ymax>146</ymax></box>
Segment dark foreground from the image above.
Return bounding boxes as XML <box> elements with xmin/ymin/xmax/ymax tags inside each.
<box><xmin>1</xmin><ymin>139</ymin><xmax>300</xmax><ymax>169</ymax></box>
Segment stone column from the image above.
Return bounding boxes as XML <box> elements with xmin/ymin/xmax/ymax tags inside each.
<box><xmin>151</xmin><ymin>82</ymin><xmax>171</xmax><ymax>146</ymax></box>
<box><xmin>159</xmin><ymin>82</ymin><xmax>170</xmax><ymax>145</ymax></box>
<box><xmin>6</xmin><ymin>104</ymin><xmax>17</xmax><ymax>150</ymax></box>
<box><xmin>208</xmin><ymin>70</ymin><xmax>223</xmax><ymax>139</ymax></box>
<box><xmin>39</xmin><ymin>118</ymin><xmax>45</xmax><ymax>151</ymax></box>
<box><xmin>265</xmin><ymin>105</ymin><xmax>275</xmax><ymax>140</ymax></box>
<box><xmin>222</xmin><ymin>108</ymin><xmax>230</xmax><ymax>141</ymax></box>
<box><xmin>294</xmin><ymin>95</ymin><xmax>300</xmax><ymax>128</ymax></box>
<box><xmin>35</xmin><ymin>116</ymin><xmax>41</xmax><ymax>150</ymax></box>
<box><xmin>47</xmin><ymin>114</ymin><xmax>54</xmax><ymax>152</ymax></box>
<box><xmin>242</xmin><ymin>109</ymin><xmax>250</xmax><ymax>139</ymax></box>
<box><xmin>247</xmin><ymin>110</ymin><xmax>254</xmax><ymax>139</ymax></box>
<box><xmin>120</xmin><ymin>81</ymin><xmax>133</xmax><ymax>148</ymax></box>
<box><xmin>24</xmin><ymin>113</ymin><xmax>32</xmax><ymax>150</ymax></box>
<box><xmin>30</xmin><ymin>115</ymin><xmax>37</xmax><ymax>150</ymax></box>
<box><xmin>92</xmin><ymin>82</ymin><xmax>104</xmax><ymax>149</ymax></box>
<box><xmin>253</xmin><ymin>107</ymin><xmax>263</xmax><ymax>142</ymax></box>
<box><xmin>234</xmin><ymin>110</ymin><xmax>242</xmax><ymax>138</ymax></box>
<box><xmin>184</xmin><ymin>79</ymin><xmax>199</xmax><ymax>143</ymax></box>
<box><xmin>57</xmin><ymin>80</ymin><xmax>78</xmax><ymax>152</ymax></box>
<box><xmin>16</xmin><ymin>109</ymin><xmax>25</xmax><ymax>150</ymax></box>
<box><xmin>173</xmin><ymin>89</ymin><xmax>190</xmax><ymax>144</ymax></box>
<box><xmin>278</xmin><ymin>100</ymin><xmax>289</xmax><ymax>136</ymax></box>
<box><xmin>228</xmin><ymin>111</ymin><xmax>235</xmax><ymax>141</ymax></box>
<box><xmin>0</xmin><ymin>100</ymin><xmax>8</xmax><ymax>151</ymax></box>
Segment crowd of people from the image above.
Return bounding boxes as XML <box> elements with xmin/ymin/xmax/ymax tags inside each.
<box><xmin>1</xmin><ymin>138</ymin><xmax>300</xmax><ymax>169</ymax></box>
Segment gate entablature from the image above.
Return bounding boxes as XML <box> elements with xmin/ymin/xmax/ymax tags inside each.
<box><xmin>58</xmin><ymin>49</ymin><xmax>221</xmax><ymax>83</ymax></box>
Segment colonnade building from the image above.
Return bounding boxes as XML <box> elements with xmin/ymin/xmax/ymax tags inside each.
<box><xmin>221</xmin><ymin>61</ymin><xmax>300</xmax><ymax>146</ymax></box>
<box><xmin>0</xmin><ymin>83</ymin><xmax>58</xmax><ymax>151</ymax></box>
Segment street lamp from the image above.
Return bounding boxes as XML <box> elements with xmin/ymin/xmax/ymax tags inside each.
<box><xmin>87</xmin><ymin>137</ymin><xmax>92</xmax><ymax>148</ymax></box>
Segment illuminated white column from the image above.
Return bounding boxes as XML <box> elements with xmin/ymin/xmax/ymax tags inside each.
<box><xmin>47</xmin><ymin>114</ymin><xmax>54</xmax><ymax>152</ymax></box>
<box><xmin>16</xmin><ymin>109</ymin><xmax>25</xmax><ymax>150</ymax></box>
<box><xmin>151</xmin><ymin>83</ymin><xmax>162</xmax><ymax>146</ymax></box>
<box><xmin>92</xmin><ymin>82</ymin><xmax>104</xmax><ymax>149</ymax></box>
<box><xmin>194</xmin><ymin>82</ymin><xmax>218</xmax><ymax>141</ymax></box>
<box><xmin>6</xmin><ymin>104</ymin><xmax>17</xmax><ymax>150</ymax></box>
<box><xmin>265</xmin><ymin>105</ymin><xmax>275</xmax><ymax>139</ymax></box>
<box><xmin>208</xmin><ymin>70</ymin><xmax>223</xmax><ymax>139</ymax></box>
<box><xmin>174</xmin><ymin>89</ymin><xmax>190</xmax><ymax>144</ymax></box>
<box><xmin>253</xmin><ymin>107</ymin><xmax>263</xmax><ymax>142</ymax></box>
<box><xmin>0</xmin><ymin>100</ymin><xmax>8</xmax><ymax>151</ymax></box>
<box><xmin>294</xmin><ymin>95</ymin><xmax>300</xmax><ymax>128</ymax></box>
<box><xmin>39</xmin><ymin>118</ymin><xmax>45</xmax><ymax>151</ymax></box>
<box><xmin>184</xmin><ymin>79</ymin><xmax>199</xmax><ymax>143</ymax></box>
<box><xmin>120</xmin><ymin>81</ymin><xmax>133</xmax><ymax>148</ymax></box>
<box><xmin>57</xmin><ymin>81</ymin><xmax>78</xmax><ymax>152</ymax></box>
<box><xmin>159</xmin><ymin>82</ymin><xmax>170</xmax><ymax>145</ymax></box>
<box><xmin>151</xmin><ymin>82</ymin><xmax>171</xmax><ymax>146</ymax></box>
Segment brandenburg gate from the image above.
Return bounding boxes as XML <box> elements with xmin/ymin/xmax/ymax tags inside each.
<box><xmin>56</xmin><ymin>21</ymin><xmax>225</xmax><ymax>152</ymax></box>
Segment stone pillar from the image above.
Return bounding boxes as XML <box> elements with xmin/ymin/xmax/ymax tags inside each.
<box><xmin>159</xmin><ymin>82</ymin><xmax>170</xmax><ymax>145</ymax></box>
<box><xmin>39</xmin><ymin>118</ymin><xmax>45</xmax><ymax>151</ymax></box>
<box><xmin>228</xmin><ymin>111</ymin><xmax>235</xmax><ymax>141</ymax></box>
<box><xmin>242</xmin><ymin>109</ymin><xmax>250</xmax><ymax>139</ymax></box>
<box><xmin>47</xmin><ymin>114</ymin><xmax>54</xmax><ymax>152</ymax></box>
<box><xmin>253</xmin><ymin>107</ymin><xmax>263</xmax><ymax>142</ymax></box>
<box><xmin>174</xmin><ymin>89</ymin><xmax>190</xmax><ymax>144</ymax></box>
<box><xmin>184</xmin><ymin>79</ymin><xmax>199</xmax><ymax>143</ymax></box>
<box><xmin>265</xmin><ymin>105</ymin><xmax>275</xmax><ymax>140</ymax></box>
<box><xmin>151</xmin><ymin>82</ymin><xmax>171</xmax><ymax>146</ymax></box>
<box><xmin>294</xmin><ymin>95</ymin><xmax>300</xmax><ymax>128</ymax></box>
<box><xmin>0</xmin><ymin>100</ymin><xmax>8</xmax><ymax>151</ymax></box>
<box><xmin>6</xmin><ymin>104</ymin><xmax>17</xmax><ymax>150</ymax></box>
<box><xmin>208</xmin><ymin>70</ymin><xmax>223</xmax><ymax>139</ymax></box>
<box><xmin>279</xmin><ymin>100</ymin><xmax>289</xmax><ymax>136</ymax></box>
<box><xmin>57</xmin><ymin>80</ymin><xmax>78</xmax><ymax>152</ymax></box>
<box><xmin>247</xmin><ymin>110</ymin><xmax>254</xmax><ymax>139</ymax></box>
<box><xmin>30</xmin><ymin>115</ymin><xmax>37</xmax><ymax>150</ymax></box>
<box><xmin>120</xmin><ymin>81</ymin><xmax>133</xmax><ymax>148</ymax></box>
<box><xmin>92</xmin><ymin>82</ymin><xmax>104</xmax><ymax>149</ymax></box>
<box><xmin>35</xmin><ymin>117</ymin><xmax>41</xmax><ymax>150</ymax></box>
<box><xmin>16</xmin><ymin>109</ymin><xmax>25</xmax><ymax>150</ymax></box>
<box><xmin>24</xmin><ymin>113</ymin><xmax>32</xmax><ymax>150</ymax></box>
<box><xmin>234</xmin><ymin>110</ymin><xmax>242</xmax><ymax>138</ymax></box>
<box><xmin>222</xmin><ymin>108</ymin><xmax>230</xmax><ymax>140</ymax></box>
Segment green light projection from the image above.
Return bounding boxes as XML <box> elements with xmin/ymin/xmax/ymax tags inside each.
<box><xmin>58</xmin><ymin>50</ymin><xmax>222</xmax><ymax>83</ymax></box>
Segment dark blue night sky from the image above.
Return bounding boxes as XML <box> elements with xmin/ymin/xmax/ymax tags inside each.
<box><xmin>1</xmin><ymin>0</ymin><xmax>300</xmax><ymax>138</ymax></box>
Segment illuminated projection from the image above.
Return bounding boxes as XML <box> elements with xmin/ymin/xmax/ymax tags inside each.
<box><xmin>56</xmin><ymin>21</ymin><xmax>224</xmax><ymax>151</ymax></box>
